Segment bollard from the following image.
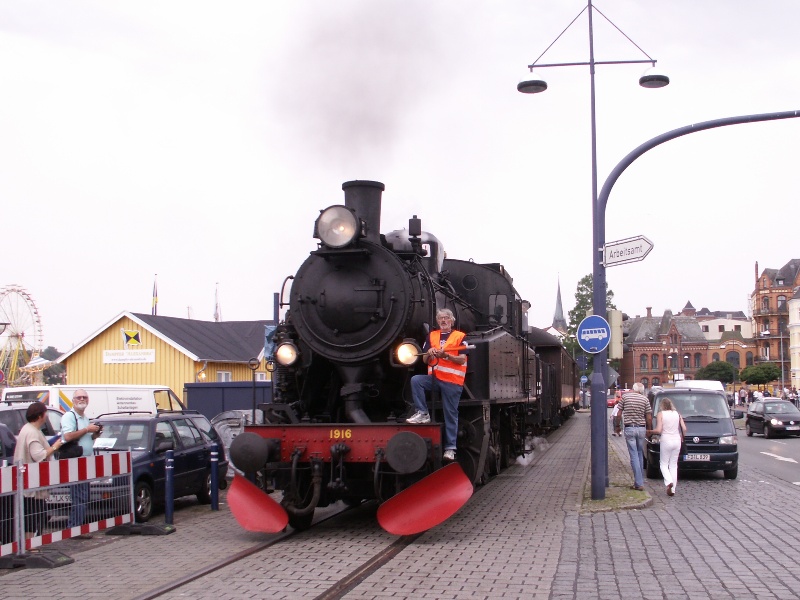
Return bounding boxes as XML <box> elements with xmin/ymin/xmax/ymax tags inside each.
<box><xmin>165</xmin><ymin>449</ymin><xmax>174</xmax><ymax>525</ymax></box>
<box><xmin>210</xmin><ymin>443</ymin><xmax>219</xmax><ymax>511</ymax></box>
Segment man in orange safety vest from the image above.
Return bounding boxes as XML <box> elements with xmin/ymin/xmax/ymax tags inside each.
<box><xmin>406</xmin><ymin>308</ymin><xmax>468</xmax><ymax>462</ymax></box>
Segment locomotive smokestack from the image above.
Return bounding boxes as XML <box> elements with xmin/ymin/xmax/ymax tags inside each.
<box><xmin>342</xmin><ymin>180</ymin><xmax>384</xmax><ymax>244</ymax></box>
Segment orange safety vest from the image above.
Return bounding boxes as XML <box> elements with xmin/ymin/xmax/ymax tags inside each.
<box><xmin>428</xmin><ymin>330</ymin><xmax>468</xmax><ymax>386</ymax></box>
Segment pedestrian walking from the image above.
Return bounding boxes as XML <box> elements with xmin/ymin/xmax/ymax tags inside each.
<box><xmin>610</xmin><ymin>398</ymin><xmax>621</xmax><ymax>436</ymax></box>
<box><xmin>647</xmin><ymin>397</ymin><xmax>686</xmax><ymax>497</ymax></box>
<box><xmin>613</xmin><ymin>382</ymin><xmax>652</xmax><ymax>491</ymax></box>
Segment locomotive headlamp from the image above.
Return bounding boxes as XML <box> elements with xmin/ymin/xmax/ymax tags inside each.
<box><xmin>395</xmin><ymin>340</ymin><xmax>422</xmax><ymax>366</ymax></box>
<box><xmin>316</xmin><ymin>205</ymin><xmax>360</xmax><ymax>248</ymax></box>
<box><xmin>275</xmin><ymin>342</ymin><xmax>299</xmax><ymax>366</ymax></box>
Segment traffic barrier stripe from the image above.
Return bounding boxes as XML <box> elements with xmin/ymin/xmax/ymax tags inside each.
<box><xmin>2</xmin><ymin>453</ymin><xmax>135</xmax><ymax>557</ymax></box>
<box><xmin>22</xmin><ymin>453</ymin><xmax>132</xmax><ymax>489</ymax></box>
<box><xmin>0</xmin><ymin>464</ymin><xmax>16</xmax><ymax>494</ymax></box>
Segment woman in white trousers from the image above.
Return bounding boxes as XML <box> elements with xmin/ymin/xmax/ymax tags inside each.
<box><xmin>647</xmin><ymin>398</ymin><xmax>686</xmax><ymax>496</ymax></box>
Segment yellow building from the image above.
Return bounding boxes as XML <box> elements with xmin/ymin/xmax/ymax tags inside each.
<box><xmin>57</xmin><ymin>312</ymin><xmax>271</xmax><ymax>404</ymax></box>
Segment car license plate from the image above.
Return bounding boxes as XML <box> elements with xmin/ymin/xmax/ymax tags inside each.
<box><xmin>787</xmin><ymin>426</ymin><xmax>800</xmax><ymax>431</ymax></box>
<box><xmin>46</xmin><ymin>494</ymin><xmax>71</xmax><ymax>504</ymax></box>
<box><xmin>684</xmin><ymin>454</ymin><xmax>710</xmax><ymax>461</ymax></box>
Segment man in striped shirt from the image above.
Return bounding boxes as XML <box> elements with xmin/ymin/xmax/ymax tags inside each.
<box><xmin>613</xmin><ymin>382</ymin><xmax>652</xmax><ymax>491</ymax></box>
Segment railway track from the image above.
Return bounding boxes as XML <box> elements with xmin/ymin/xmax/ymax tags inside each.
<box><xmin>130</xmin><ymin>483</ymin><xmax>488</xmax><ymax>600</ymax></box>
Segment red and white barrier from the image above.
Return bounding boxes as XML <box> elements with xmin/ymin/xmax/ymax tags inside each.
<box><xmin>0</xmin><ymin>452</ymin><xmax>133</xmax><ymax>557</ymax></box>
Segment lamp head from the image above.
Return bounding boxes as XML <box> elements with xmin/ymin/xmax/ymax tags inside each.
<box><xmin>639</xmin><ymin>66</ymin><xmax>670</xmax><ymax>89</ymax></box>
<box><xmin>517</xmin><ymin>79</ymin><xmax>548</xmax><ymax>94</ymax></box>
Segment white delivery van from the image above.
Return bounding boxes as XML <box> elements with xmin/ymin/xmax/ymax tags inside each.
<box><xmin>1</xmin><ymin>385</ymin><xmax>185</xmax><ymax>418</ymax></box>
<box><xmin>673</xmin><ymin>380</ymin><xmax>725</xmax><ymax>392</ymax></box>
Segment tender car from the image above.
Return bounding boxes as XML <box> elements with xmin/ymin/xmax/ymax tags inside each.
<box><xmin>645</xmin><ymin>388</ymin><xmax>742</xmax><ymax>480</ymax></box>
<box><xmin>50</xmin><ymin>410</ymin><xmax>230</xmax><ymax>523</ymax></box>
<box><xmin>745</xmin><ymin>400</ymin><xmax>800</xmax><ymax>438</ymax></box>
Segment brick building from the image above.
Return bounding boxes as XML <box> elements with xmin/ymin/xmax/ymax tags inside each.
<box><xmin>751</xmin><ymin>259</ymin><xmax>800</xmax><ymax>392</ymax></box>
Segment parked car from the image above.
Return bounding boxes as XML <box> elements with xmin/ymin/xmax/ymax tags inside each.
<box><xmin>646</xmin><ymin>388</ymin><xmax>742</xmax><ymax>480</ymax></box>
<box><xmin>49</xmin><ymin>410</ymin><xmax>230</xmax><ymax>523</ymax></box>
<box><xmin>606</xmin><ymin>394</ymin><xmax>617</xmax><ymax>408</ymax></box>
<box><xmin>745</xmin><ymin>400</ymin><xmax>800</xmax><ymax>438</ymax></box>
<box><xmin>0</xmin><ymin>423</ymin><xmax>15</xmax><ymax>463</ymax></box>
<box><xmin>0</xmin><ymin>401</ymin><xmax>63</xmax><ymax>438</ymax></box>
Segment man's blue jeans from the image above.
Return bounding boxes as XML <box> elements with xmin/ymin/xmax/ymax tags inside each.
<box><xmin>68</xmin><ymin>482</ymin><xmax>89</xmax><ymax>529</ymax></box>
<box><xmin>624</xmin><ymin>426</ymin><xmax>647</xmax><ymax>488</ymax></box>
<box><xmin>410</xmin><ymin>374</ymin><xmax>462</xmax><ymax>451</ymax></box>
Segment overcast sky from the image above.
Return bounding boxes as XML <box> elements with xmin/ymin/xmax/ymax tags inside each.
<box><xmin>1</xmin><ymin>1</ymin><xmax>798</xmax><ymax>354</ymax></box>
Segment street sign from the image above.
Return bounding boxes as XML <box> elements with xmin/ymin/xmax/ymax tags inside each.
<box><xmin>580</xmin><ymin>375</ymin><xmax>588</xmax><ymax>384</ymax></box>
<box><xmin>576</xmin><ymin>315</ymin><xmax>611</xmax><ymax>354</ymax></box>
<box><xmin>603</xmin><ymin>235</ymin><xmax>653</xmax><ymax>267</ymax></box>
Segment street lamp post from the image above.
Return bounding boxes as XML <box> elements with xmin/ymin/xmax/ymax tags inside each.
<box><xmin>519</xmin><ymin>0</ymin><xmax>668</xmax><ymax>500</ymax></box>
<box><xmin>596</xmin><ymin>108</ymin><xmax>800</xmax><ymax>399</ymax></box>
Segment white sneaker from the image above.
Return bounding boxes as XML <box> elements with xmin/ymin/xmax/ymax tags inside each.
<box><xmin>443</xmin><ymin>449</ymin><xmax>456</xmax><ymax>461</ymax></box>
<box><xmin>406</xmin><ymin>411</ymin><xmax>431</xmax><ymax>424</ymax></box>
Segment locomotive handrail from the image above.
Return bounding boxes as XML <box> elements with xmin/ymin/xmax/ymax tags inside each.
<box><xmin>278</xmin><ymin>275</ymin><xmax>294</xmax><ymax>308</ymax></box>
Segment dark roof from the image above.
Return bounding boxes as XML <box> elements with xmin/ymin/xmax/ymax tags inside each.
<box><xmin>625</xmin><ymin>309</ymin><xmax>705</xmax><ymax>344</ymax></box>
<box><xmin>131</xmin><ymin>313</ymin><xmax>272</xmax><ymax>362</ymax></box>
<box><xmin>694</xmin><ymin>307</ymin><xmax>748</xmax><ymax>319</ymax></box>
<box><xmin>527</xmin><ymin>327</ymin><xmax>564</xmax><ymax>349</ymax></box>
<box><xmin>719</xmin><ymin>330</ymin><xmax>745</xmax><ymax>343</ymax></box>
<box><xmin>776</xmin><ymin>259</ymin><xmax>800</xmax><ymax>284</ymax></box>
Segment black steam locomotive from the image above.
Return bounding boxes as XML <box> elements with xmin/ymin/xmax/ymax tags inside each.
<box><xmin>228</xmin><ymin>180</ymin><xmax>578</xmax><ymax>534</ymax></box>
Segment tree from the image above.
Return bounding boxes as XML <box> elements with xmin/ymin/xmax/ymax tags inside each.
<box><xmin>694</xmin><ymin>360</ymin><xmax>737</xmax><ymax>384</ymax></box>
<box><xmin>740</xmin><ymin>363</ymin><xmax>781</xmax><ymax>387</ymax></box>
<box><xmin>41</xmin><ymin>346</ymin><xmax>65</xmax><ymax>385</ymax></box>
<box><xmin>565</xmin><ymin>274</ymin><xmax>617</xmax><ymax>364</ymax></box>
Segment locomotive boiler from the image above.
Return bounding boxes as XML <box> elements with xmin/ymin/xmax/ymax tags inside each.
<box><xmin>228</xmin><ymin>180</ymin><xmax>578</xmax><ymax>534</ymax></box>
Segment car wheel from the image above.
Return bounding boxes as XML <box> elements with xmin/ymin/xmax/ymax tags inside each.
<box><xmin>196</xmin><ymin>471</ymin><xmax>212</xmax><ymax>505</ymax></box>
<box><xmin>764</xmin><ymin>425</ymin><xmax>773</xmax><ymax>439</ymax></box>
<box><xmin>723</xmin><ymin>465</ymin><xmax>738</xmax><ymax>480</ymax></box>
<box><xmin>134</xmin><ymin>481</ymin><xmax>154</xmax><ymax>523</ymax></box>
<box><xmin>745</xmin><ymin>422</ymin><xmax>753</xmax><ymax>437</ymax></box>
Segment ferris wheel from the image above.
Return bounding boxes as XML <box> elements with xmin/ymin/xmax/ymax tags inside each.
<box><xmin>0</xmin><ymin>285</ymin><xmax>44</xmax><ymax>386</ymax></box>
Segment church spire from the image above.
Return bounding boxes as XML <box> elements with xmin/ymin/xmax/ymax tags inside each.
<box><xmin>552</xmin><ymin>278</ymin><xmax>568</xmax><ymax>334</ymax></box>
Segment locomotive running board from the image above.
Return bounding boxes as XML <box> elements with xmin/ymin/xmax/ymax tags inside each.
<box><xmin>228</xmin><ymin>474</ymin><xmax>289</xmax><ymax>533</ymax></box>
<box><xmin>376</xmin><ymin>463</ymin><xmax>473</xmax><ymax>535</ymax></box>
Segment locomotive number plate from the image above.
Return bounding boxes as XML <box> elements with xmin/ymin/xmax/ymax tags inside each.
<box><xmin>329</xmin><ymin>428</ymin><xmax>353</xmax><ymax>440</ymax></box>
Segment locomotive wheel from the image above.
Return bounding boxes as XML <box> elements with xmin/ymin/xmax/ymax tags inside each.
<box><xmin>487</xmin><ymin>428</ymin><xmax>502</xmax><ymax>477</ymax></box>
<box><xmin>288</xmin><ymin>511</ymin><xmax>314</xmax><ymax>531</ymax></box>
<box><xmin>456</xmin><ymin>407</ymin><xmax>489</xmax><ymax>485</ymax></box>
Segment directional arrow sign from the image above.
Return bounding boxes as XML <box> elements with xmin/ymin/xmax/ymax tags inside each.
<box><xmin>603</xmin><ymin>235</ymin><xmax>654</xmax><ymax>268</ymax></box>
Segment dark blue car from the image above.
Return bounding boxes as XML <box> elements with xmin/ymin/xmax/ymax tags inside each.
<box><xmin>90</xmin><ymin>410</ymin><xmax>229</xmax><ymax>522</ymax></box>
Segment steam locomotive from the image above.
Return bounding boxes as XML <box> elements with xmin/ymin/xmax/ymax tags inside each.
<box><xmin>228</xmin><ymin>180</ymin><xmax>578</xmax><ymax>534</ymax></box>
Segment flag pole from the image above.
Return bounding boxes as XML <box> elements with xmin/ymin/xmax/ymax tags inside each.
<box><xmin>152</xmin><ymin>274</ymin><xmax>158</xmax><ymax>316</ymax></box>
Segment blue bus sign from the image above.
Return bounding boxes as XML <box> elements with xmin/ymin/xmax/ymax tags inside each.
<box><xmin>576</xmin><ymin>315</ymin><xmax>611</xmax><ymax>354</ymax></box>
